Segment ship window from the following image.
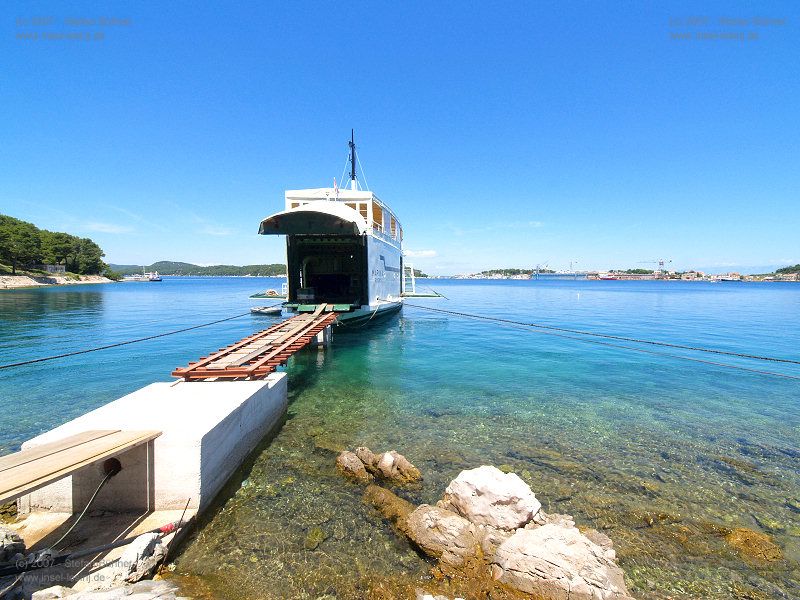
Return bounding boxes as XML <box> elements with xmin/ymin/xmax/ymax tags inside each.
<box><xmin>359</xmin><ymin>204</ymin><xmax>368</xmax><ymax>220</ymax></box>
<box><xmin>345</xmin><ymin>202</ymin><xmax>356</xmax><ymax>211</ymax></box>
<box><xmin>400</xmin><ymin>226</ymin><xmax>403</xmax><ymax>241</ymax></box>
<box><xmin>390</xmin><ymin>217</ymin><xmax>397</xmax><ymax>238</ymax></box>
<box><xmin>291</xmin><ymin>202</ymin><xmax>300</xmax><ymax>209</ymax></box>
<box><xmin>372</xmin><ymin>204</ymin><xmax>383</xmax><ymax>232</ymax></box>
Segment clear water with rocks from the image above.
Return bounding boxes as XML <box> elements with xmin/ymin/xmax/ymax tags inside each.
<box><xmin>1</xmin><ymin>277</ymin><xmax>798</xmax><ymax>599</ymax></box>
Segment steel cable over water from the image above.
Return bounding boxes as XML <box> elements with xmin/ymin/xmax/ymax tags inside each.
<box><xmin>1</xmin><ymin>302</ymin><xmax>798</xmax><ymax>380</ymax></box>
<box><xmin>403</xmin><ymin>303</ymin><xmax>800</xmax><ymax>381</ymax></box>
<box><xmin>0</xmin><ymin>309</ymin><xmax>280</xmax><ymax>370</ymax></box>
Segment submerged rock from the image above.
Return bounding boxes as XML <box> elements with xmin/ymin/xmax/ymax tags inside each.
<box><xmin>304</xmin><ymin>526</ymin><xmax>328</xmax><ymax>550</ymax></box>
<box><xmin>336</xmin><ymin>450</ymin><xmax>374</xmax><ymax>482</ymax></box>
<box><xmin>355</xmin><ymin>446</ymin><xmax>377</xmax><ymax>468</ymax></box>
<box><xmin>363</xmin><ymin>484</ymin><xmax>415</xmax><ymax>536</ymax></box>
<box><xmin>439</xmin><ymin>465</ymin><xmax>541</xmax><ymax>530</ymax></box>
<box><xmin>492</xmin><ymin>525</ymin><xmax>634</xmax><ymax>600</ymax></box>
<box><xmin>406</xmin><ymin>505</ymin><xmax>480</xmax><ymax>567</ymax></box>
<box><xmin>724</xmin><ymin>527</ymin><xmax>783</xmax><ymax>562</ymax></box>
<box><xmin>338</xmin><ymin>447</ymin><xmax>422</xmax><ymax>485</ymax></box>
<box><xmin>376</xmin><ymin>451</ymin><xmax>423</xmax><ymax>484</ymax></box>
<box><xmin>415</xmin><ymin>591</ymin><xmax>465</xmax><ymax>600</ymax></box>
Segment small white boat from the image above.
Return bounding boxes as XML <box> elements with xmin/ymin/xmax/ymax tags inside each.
<box><xmin>250</xmin><ymin>305</ymin><xmax>283</xmax><ymax>315</ymax></box>
<box><xmin>122</xmin><ymin>268</ymin><xmax>162</xmax><ymax>282</ymax></box>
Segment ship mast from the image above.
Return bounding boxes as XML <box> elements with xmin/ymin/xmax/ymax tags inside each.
<box><xmin>349</xmin><ymin>129</ymin><xmax>357</xmax><ymax>191</ymax></box>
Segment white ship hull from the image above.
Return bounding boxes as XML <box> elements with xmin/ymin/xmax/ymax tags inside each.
<box><xmin>258</xmin><ymin>183</ymin><xmax>404</xmax><ymax>327</ymax></box>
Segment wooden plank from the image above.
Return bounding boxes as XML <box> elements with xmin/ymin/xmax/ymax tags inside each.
<box><xmin>243</xmin><ymin>313</ymin><xmax>334</xmax><ymax>375</ymax></box>
<box><xmin>0</xmin><ymin>430</ymin><xmax>162</xmax><ymax>504</ymax></box>
<box><xmin>0</xmin><ymin>430</ymin><xmax>120</xmax><ymax>473</ymax></box>
<box><xmin>172</xmin><ymin>311</ymin><xmax>338</xmax><ymax>381</ymax></box>
<box><xmin>173</xmin><ymin>319</ymin><xmax>297</xmax><ymax>375</ymax></box>
<box><xmin>230</xmin><ymin>317</ymin><xmax>320</xmax><ymax>367</ymax></box>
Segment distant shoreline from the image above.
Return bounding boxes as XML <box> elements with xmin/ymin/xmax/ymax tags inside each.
<box><xmin>0</xmin><ymin>274</ymin><xmax>113</xmax><ymax>290</ymax></box>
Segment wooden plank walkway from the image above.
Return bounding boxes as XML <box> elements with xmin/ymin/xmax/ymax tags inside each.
<box><xmin>0</xmin><ymin>430</ymin><xmax>161</xmax><ymax>504</ymax></box>
<box><xmin>171</xmin><ymin>309</ymin><xmax>338</xmax><ymax>381</ymax></box>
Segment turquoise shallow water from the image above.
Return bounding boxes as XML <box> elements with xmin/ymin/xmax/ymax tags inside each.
<box><xmin>1</xmin><ymin>278</ymin><xmax>799</xmax><ymax>599</ymax></box>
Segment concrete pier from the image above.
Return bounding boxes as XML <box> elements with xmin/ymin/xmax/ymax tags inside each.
<box><xmin>18</xmin><ymin>374</ymin><xmax>287</xmax><ymax>514</ymax></box>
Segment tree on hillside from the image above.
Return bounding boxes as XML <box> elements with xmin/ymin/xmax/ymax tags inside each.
<box><xmin>41</xmin><ymin>230</ymin><xmax>78</xmax><ymax>266</ymax></box>
<box><xmin>776</xmin><ymin>264</ymin><xmax>800</xmax><ymax>274</ymax></box>
<box><xmin>0</xmin><ymin>215</ymin><xmax>43</xmax><ymax>274</ymax></box>
<box><xmin>75</xmin><ymin>238</ymin><xmax>105</xmax><ymax>274</ymax></box>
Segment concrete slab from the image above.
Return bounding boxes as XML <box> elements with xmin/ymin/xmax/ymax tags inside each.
<box><xmin>18</xmin><ymin>374</ymin><xmax>287</xmax><ymax>513</ymax></box>
<box><xmin>8</xmin><ymin>509</ymin><xmax>197</xmax><ymax>595</ymax></box>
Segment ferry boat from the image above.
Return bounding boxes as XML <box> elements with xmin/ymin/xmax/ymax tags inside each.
<box><xmin>258</xmin><ymin>132</ymin><xmax>403</xmax><ymax>326</ymax></box>
<box><xmin>122</xmin><ymin>269</ymin><xmax>162</xmax><ymax>282</ymax></box>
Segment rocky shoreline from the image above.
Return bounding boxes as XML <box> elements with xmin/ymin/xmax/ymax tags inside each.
<box><xmin>0</xmin><ymin>275</ymin><xmax>114</xmax><ymax>290</ymax></box>
<box><xmin>3</xmin><ymin>440</ymin><xmax>789</xmax><ymax>599</ymax></box>
<box><xmin>339</xmin><ymin>448</ymin><xmax>634</xmax><ymax>599</ymax></box>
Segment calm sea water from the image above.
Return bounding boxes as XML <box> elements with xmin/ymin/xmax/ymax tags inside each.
<box><xmin>1</xmin><ymin>278</ymin><xmax>798</xmax><ymax>599</ymax></box>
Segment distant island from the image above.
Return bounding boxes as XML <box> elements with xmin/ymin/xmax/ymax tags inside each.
<box><xmin>109</xmin><ymin>261</ymin><xmax>287</xmax><ymax>277</ymax></box>
<box><xmin>110</xmin><ymin>262</ymin><xmax>430</xmax><ymax>279</ymax></box>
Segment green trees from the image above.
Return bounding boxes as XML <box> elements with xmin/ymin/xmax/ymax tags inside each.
<box><xmin>41</xmin><ymin>231</ymin><xmax>78</xmax><ymax>267</ymax></box>
<box><xmin>0</xmin><ymin>215</ymin><xmax>42</xmax><ymax>274</ymax></box>
<box><xmin>109</xmin><ymin>261</ymin><xmax>287</xmax><ymax>276</ymax></box>
<box><xmin>776</xmin><ymin>264</ymin><xmax>800</xmax><ymax>274</ymax></box>
<box><xmin>0</xmin><ymin>214</ymin><xmax>107</xmax><ymax>275</ymax></box>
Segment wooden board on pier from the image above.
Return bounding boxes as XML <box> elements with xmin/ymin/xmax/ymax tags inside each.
<box><xmin>0</xmin><ymin>430</ymin><xmax>161</xmax><ymax>504</ymax></box>
<box><xmin>172</xmin><ymin>309</ymin><xmax>337</xmax><ymax>381</ymax></box>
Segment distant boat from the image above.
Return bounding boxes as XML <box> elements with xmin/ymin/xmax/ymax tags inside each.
<box><xmin>122</xmin><ymin>268</ymin><xmax>162</xmax><ymax>282</ymax></box>
<box><xmin>250</xmin><ymin>305</ymin><xmax>282</xmax><ymax>316</ymax></box>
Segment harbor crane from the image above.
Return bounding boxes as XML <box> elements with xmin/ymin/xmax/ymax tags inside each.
<box><xmin>638</xmin><ymin>258</ymin><xmax>672</xmax><ymax>277</ymax></box>
<box><xmin>533</xmin><ymin>262</ymin><xmax>549</xmax><ymax>280</ymax></box>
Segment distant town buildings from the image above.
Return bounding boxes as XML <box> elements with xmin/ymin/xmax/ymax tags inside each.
<box><xmin>452</xmin><ymin>268</ymin><xmax>799</xmax><ymax>282</ymax></box>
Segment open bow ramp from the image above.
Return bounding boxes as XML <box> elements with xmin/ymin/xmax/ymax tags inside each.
<box><xmin>172</xmin><ymin>306</ymin><xmax>337</xmax><ymax>381</ymax></box>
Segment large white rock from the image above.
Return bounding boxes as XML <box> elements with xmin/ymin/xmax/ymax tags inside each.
<box><xmin>439</xmin><ymin>466</ymin><xmax>541</xmax><ymax>530</ymax></box>
<box><xmin>492</xmin><ymin>525</ymin><xmax>634</xmax><ymax>600</ymax></box>
<box><xmin>405</xmin><ymin>505</ymin><xmax>479</xmax><ymax>567</ymax></box>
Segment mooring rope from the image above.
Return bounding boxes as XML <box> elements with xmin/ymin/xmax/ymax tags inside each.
<box><xmin>0</xmin><ymin>310</ymin><xmax>272</xmax><ymax>370</ymax></box>
<box><xmin>403</xmin><ymin>303</ymin><xmax>800</xmax><ymax>365</ymax></box>
<box><xmin>403</xmin><ymin>303</ymin><xmax>800</xmax><ymax>381</ymax></box>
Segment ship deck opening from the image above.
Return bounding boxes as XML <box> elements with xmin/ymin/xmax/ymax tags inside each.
<box><xmin>287</xmin><ymin>235</ymin><xmax>366</xmax><ymax>305</ymax></box>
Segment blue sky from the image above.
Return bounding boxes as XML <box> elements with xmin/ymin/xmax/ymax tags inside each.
<box><xmin>2</xmin><ymin>2</ymin><xmax>798</xmax><ymax>274</ymax></box>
